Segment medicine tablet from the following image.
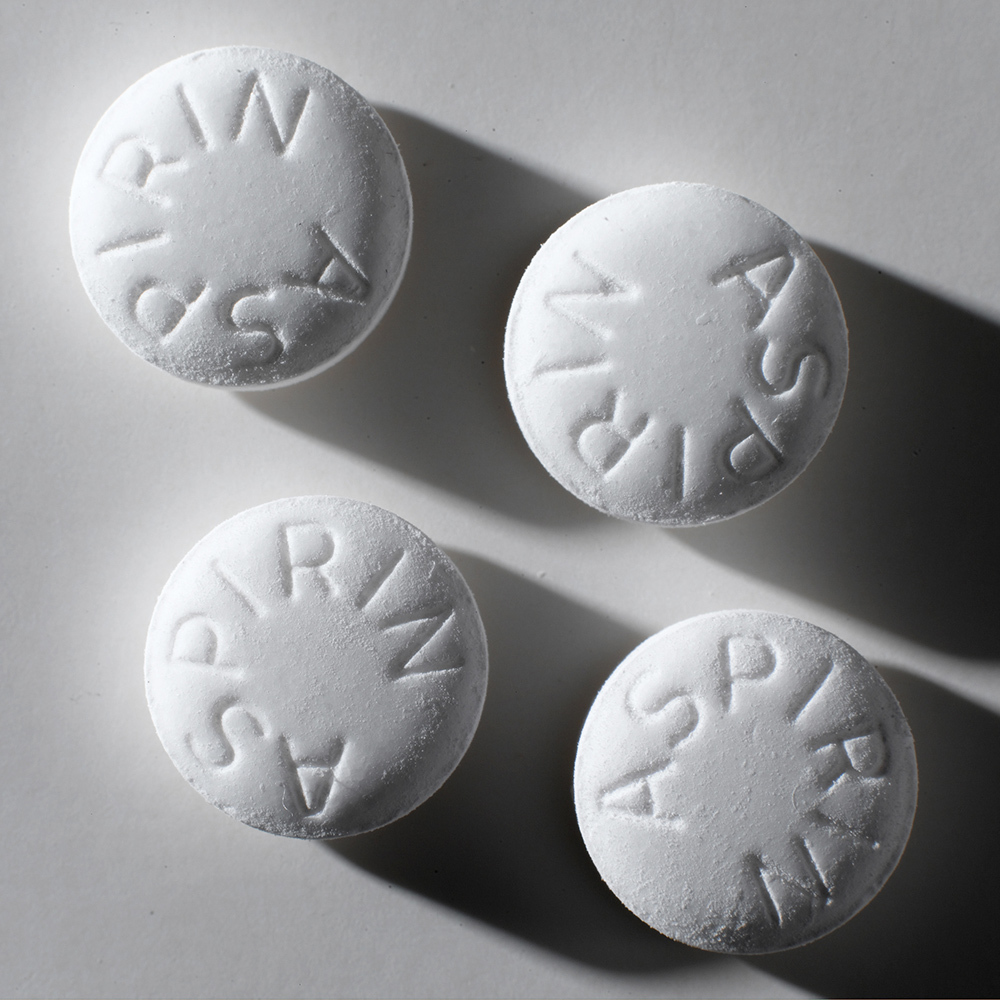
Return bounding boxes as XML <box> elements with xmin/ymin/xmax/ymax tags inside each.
<box><xmin>145</xmin><ymin>497</ymin><xmax>487</xmax><ymax>838</ymax></box>
<box><xmin>504</xmin><ymin>184</ymin><xmax>848</xmax><ymax>525</ymax></box>
<box><xmin>70</xmin><ymin>47</ymin><xmax>411</xmax><ymax>388</ymax></box>
<box><xmin>574</xmin><ymin>611</ymin><xmax>916</xmax><ymax>953</ymax></box>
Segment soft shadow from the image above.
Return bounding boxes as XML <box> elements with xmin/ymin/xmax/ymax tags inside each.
<box><xmin>242</xmin><ymin>110</ymin><xmax>595</xmax><ymax>527</ymax></box>
<box><xmin>752</xmin><ymin>668</ymin><xmax>1000</xmax><ymax>998</ymax></box>
<box><xmin>681</xmin><ymin>248</ymin><xmax>1000</xmax><ymax>659</ymax></box>
<box><xmin>326</xmin><ymin>554</ymin><xmax>706</xmax><ymax>973</ymax></box>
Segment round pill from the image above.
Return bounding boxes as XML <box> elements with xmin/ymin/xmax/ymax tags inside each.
<box><xmin>574</xmin><ymin>611</ymin><xmax>917</xmax><ymax>953</ymax></box>
<box><xmin>504</xmin><ymin>183</ymin><xmax>848</xmax><ymax>525</ymax></box>
<box><xmin>145</xmin><ymin>497</ymin><xmax>487</xmax><ymax>838</ymax></box>
<box><xmin>70</xmin><ymin>47</ymin><xmax>411</xmax><ymax>388</ymax></box>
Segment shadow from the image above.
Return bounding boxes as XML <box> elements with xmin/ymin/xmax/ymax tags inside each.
<box><xmin>326</xmin><ymin>554</ymin><xmax>707</xmax><ymax>973</ymax></box>
<box><xmin>752</xmin><ymin>668</ymin><xmax>1000</xmax><ymax>998</ymax></box>
<box><xmin>680</xmin><ymin>247</ymin><xmax>1000</xmax><ymax>659</ymax></box>
<box><xmin>241</xmin><ymin>110</ymin><xmax>596</xmax><ymax>527</ymax></box>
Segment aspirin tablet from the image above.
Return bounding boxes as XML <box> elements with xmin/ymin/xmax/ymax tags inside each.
<box><xmin>70</xmin><ymin>47</ymin><xmax>411</xmax><ymax>388</ymax></box>
<box><xmin>145</xmin><ymin>497</ymin><xmax>487</xmax><ymax>838</ymax></box>
<box><xmin>504</xmin><ymin>183</ymin><xmax>848</xmax><ymax>525</ymax></box>
<box><xmin>574</xmin><ymin>611</ymin><xmax>917</xmax><ymax>953</ymax></box>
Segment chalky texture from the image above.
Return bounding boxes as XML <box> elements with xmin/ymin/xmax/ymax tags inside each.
<box><xmin>70</xmin><ymin>47</ymin><xmax>411</xmax><ymax>388</ymax></box>
<box><xmin>145</xmin><ymin>497</ymin><xmax>487</xmax><ymax>838</ymax></box>
<box><xmin>505</xmin><ymin>184</ymin><xmax>848</xmax><ymax>525</ymax></box>
<box><xmin>574</xmin><ymin>611</ymin><xmax>917</xmax><ymax>953</ymax></box>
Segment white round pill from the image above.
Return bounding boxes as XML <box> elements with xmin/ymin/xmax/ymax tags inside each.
<box><xmin>574</xmin><ymin>611</ymin><xmax>917</xmax><ymax>953</ymax></box>
<box><xmin>504</xmin><ymin>183</ymin><xmax>848</xmax><ymax>525</ymax></box>
<box><xmin>145</xmin><ymin>497</ymin><xmax>487</xmax><ymax>838</ymax></box>
<box><xmin>70</xmin><ymin>47</ymin><xmax>411</xmax><ymax>388</ymax></box>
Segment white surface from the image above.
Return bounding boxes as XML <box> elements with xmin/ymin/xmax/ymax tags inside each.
<box><xmin>70</xmin><ymin>46</ymin><xmax>411</xmax><ymax>387</ymax></box>
<box><xmin>504</xmin><ymin>183</ymin><xmax>847</xmax><ymax>525</ymax></box>
<box><xmin>574</xmin><ymin>611</ymin><xmax>917</xmax><ymax>954</ymax></box>
<box><xmin>3</xmin><ymin>1</ymin><xmax>1000</xmax><ymax>997</ymax></box>
<box><xmin>145</xmin><ymin>496</ymin><xmax>487</xmax><ymax>839</ymax></box>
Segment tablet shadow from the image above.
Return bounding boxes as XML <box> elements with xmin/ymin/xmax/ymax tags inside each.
<box><xmin>241</xmin><ymin>111</ymin><xmax>595</xmax><ymax>527</ymax></box>
<box><xmin>325</xmin><ymin>554</ymin><xmax>705</xmax><ymax>974</ymax></box>
<box><xmin>680</xmin><ymin>249</ymin><xmax>1000</xmax><ymax>659</ymax></box>
<box><xmin>752</xmin><ymin>668</ymin><xmax>1000</xmax><ymax>998</ymax></box>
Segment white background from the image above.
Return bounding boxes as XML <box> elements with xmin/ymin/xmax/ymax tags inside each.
<box><xmin>2</xmin><ymin>2</ymin><xmax>999</xmax><ymax>996</ymax></box>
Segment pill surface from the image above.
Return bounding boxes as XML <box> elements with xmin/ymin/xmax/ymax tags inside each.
<box><xmin>145</xmin><ymin>497</ymin><xmax>487</xmax><ymax>838</ymax></box>
<box><xmin>70</xmin><ymin>47</ymin><xmax>411</xmax><ymax>388</ymax></box>
<box><xmin>574</xmin><ymin>611</ymin><xmax>917</xmax><ymax>953</ymax></box>
<box><xmin>504</xmin><ymin>184</ymin><xmax>848</xmax><ymax>525</ymax></box>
